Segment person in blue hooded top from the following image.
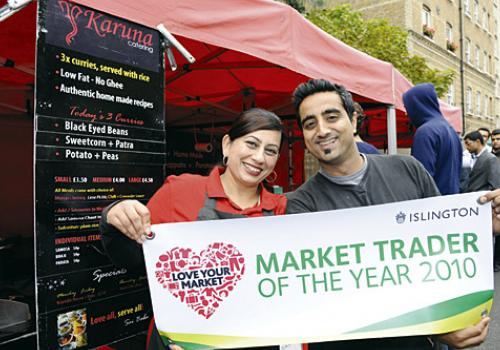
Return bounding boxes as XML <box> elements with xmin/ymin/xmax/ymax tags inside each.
<box><xmin>403</xmin><ymin>83</ymin><xmax>462</xmax><ymax>195</ymax></box>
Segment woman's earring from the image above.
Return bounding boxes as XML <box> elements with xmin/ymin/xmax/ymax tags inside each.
<box><xmin>223</xmin><ymin>156</ymin><xmax>228</xmax><ymax>166</ymax></box>
<box><xmin>265</xmin><ymin>171</ymin><xmax>278</xmax><ymax>183</ymax></box>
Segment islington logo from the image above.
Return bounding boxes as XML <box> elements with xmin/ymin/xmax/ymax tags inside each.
<box><xmin>57</xmin><ymin>0</ymin><xmax>154</xmax><ymax>52</ymax></box>
<box><xmin>395</xmin><ymin>206</ymin><xmax>479</xmax><ymax>224</ymax></box>
<box><xmin>395</xmin><ymin>211</ymin><xmax>406</xmax><ymax>224</ymax></box>
<box><xmin>155</xmin><ymin>243</ymin><xmax>245</xmax><ymax>319</ymax></box>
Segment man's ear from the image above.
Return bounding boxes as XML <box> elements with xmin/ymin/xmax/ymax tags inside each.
<box><xmin>351</xmin><ymin>112</ymin><xmax>358</xmax><ymax>127</ymax></box>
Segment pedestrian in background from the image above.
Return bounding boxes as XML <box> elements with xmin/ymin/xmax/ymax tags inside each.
<box><xmin>490</xmin><ymin>128</ymin><xmax>500</xmax><ymax>272</ymax></box>
<box><xmin>403</xmin><ymin>83</ymin><xmax>462</xmax><ymax>195</ymax></box>
<box><xmin>492</xmin><ymin>128</ymin><xmax>500</xmax><ymax>159</ymax></box>
<box><xmin>478</xmin><ymin>127</ymin><xmax>492</xmax><ymax>152</ymax></box>
<box><xmin>463</xmin><ymin>131</ymin><xmax>500</xmax><ymax>192</ymax></box>
<box><xmin>352</xmin><ymin>102</ymin><xmax>380</xmax><ymax>154</ymax></box>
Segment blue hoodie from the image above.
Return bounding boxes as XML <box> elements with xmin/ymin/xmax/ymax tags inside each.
<box><xmin>403</xmin><ymin>83</ymin><xmax>462</xmax><ymax>195</ymax></box>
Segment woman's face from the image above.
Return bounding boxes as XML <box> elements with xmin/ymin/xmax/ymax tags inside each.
<box><xmin>222</xmin><ymin>129</ymin><xmax>281</xmax><ymax>188</ymax></box>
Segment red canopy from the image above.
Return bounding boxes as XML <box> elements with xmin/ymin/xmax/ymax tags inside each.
<box><xmin>0</xmin><ymin>0</ymin><xmax>462</xmax><ymax>134</ymax></box>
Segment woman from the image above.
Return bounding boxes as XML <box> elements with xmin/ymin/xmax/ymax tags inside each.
<box><xmin>100</xmin><ymin>108</ymin><xmax>287</xmax><ymax>350</ymax></box>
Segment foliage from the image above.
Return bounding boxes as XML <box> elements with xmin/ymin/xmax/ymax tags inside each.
<box><xmin>422</xmin><ymin>24</ymin><xmax>436</xmax><ymax>38</ymax></box>
<box><xmin>446</xmin><ymin>40</ymin><xmax>458</xmax><ymax>52</ymax></box>
<box><xmin>306</xmin><ymin>4</ymin><xmax>454</xmax><ymax>97</ymax></box>
<box><xmin>284</xmin><ymin>0</ymin><xmax>306</xmax><ymax>13</ymax></box>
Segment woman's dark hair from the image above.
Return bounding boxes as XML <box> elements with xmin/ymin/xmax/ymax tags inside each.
<box><xmin>292</xmin><ymin>79</ymin><xmax>355</xmax><ymax>128</ymax></box>
<box><xmin>227</xmin><ymin>108</ymin><xmax>284</xmax><ymax>148</ymax></box>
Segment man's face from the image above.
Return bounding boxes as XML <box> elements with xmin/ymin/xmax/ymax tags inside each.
<box><xmin>492</xmin><ymin>133</ymin><xmax>500</xmax><ymax>151</ymax></box>
<box><xmin>464</xmin><ymin>139</ymin><xmax>481</xmax><ymax>154</ymax></box>
<box><xmin>478</xmin><ymin>130</ymin><xmax>490</xmax><ymax>143</ymax></box>
<box><xmin>298</xmin><ymin>91</ymin><xmax>357</xmax><ymax>167</ymax></box>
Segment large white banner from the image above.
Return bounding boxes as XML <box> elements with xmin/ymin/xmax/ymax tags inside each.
<box><xmin>143</xmin><ymin>192</ymin><xmax>494</xmax><ymax>349</ymax></box>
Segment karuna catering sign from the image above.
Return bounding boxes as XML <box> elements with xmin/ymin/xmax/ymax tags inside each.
<box><xmin>143</xmin><ymin>192</ymin><xmax>493</xmax><ymax>349</ymax></box>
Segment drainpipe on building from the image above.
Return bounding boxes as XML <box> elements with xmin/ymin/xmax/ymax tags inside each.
<box><xmin>459</xmin><ymin>0</ymin><xmax>466</xmax><ymax>135</ymax></box>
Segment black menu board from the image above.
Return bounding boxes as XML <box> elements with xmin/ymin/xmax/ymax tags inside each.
<box><xmin>34</xmin><ymin>0</ymin><xmax>164</xmax><ymax>348</ymax></box>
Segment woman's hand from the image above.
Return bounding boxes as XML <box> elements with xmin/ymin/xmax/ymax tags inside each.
<box><xmin>106</xmin><ymin>200</ymin><xmax>151</xmax><ymax>244</ymax></box>
<box><xmin>478</xmin><ymin>189</ymin><xmax>500</xmax><ymax>235</ymax></box>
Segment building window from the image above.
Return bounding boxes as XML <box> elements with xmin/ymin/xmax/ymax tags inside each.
<box><xmin>484</xmin><ymin>96</ymin><xmax>489</xmax><ymax>117</ymax></box>
<box><xmin>446</xmin><ymin>83</ymin><xmax>455</xmax><ymax>106</ymax></box>
<box><xmin>476</xmin><ymin>91</ymin><xmax>481</xmax><ymax>115</ymax></box>
<box><xmin>422</xmin><ymin>5</ymin><xmax>431</xmax><ymax>25</ymax></box>
<box><xmin>474</xmin><ymin>0</ymin><xmax>479</xmax><ymax>22</ymax></box>
<box><xmin>464</xmin><ymin>0</ymin><xmax>471</xmax><ymax>15</ymax></box>
<box><xmin>487</xmin><ymin>13</ymin><xmax>490</xmax><ymax>32</ymax></box>
<box><xmin>482</xmin><ymin>8</ymin><xmax>487</xmax><ymax>29</ymax></box>
<box><xmin>466</xmin><ymin>87</ymin><xmax>472</xmax><ymax>113</ymax></box>
<box><xmin>496</xmin><ymin>76</ymin><xmax>499</xmax><ymax>97</ymax></box>
<box><xmin>446</xmin><ymin>22</ymin><xmax>453</xmax><ymax>41</ymax></box>
<box><xmin>465</xmin><ymin>38</ymin><xmax>471</xmax><ymax>63</ymax></box>
<box><xmin>475</xmin><ymin>45</ymin><xmax>481</xmax><ymax>68</ymax></box>
<box><xmin>445</xmin><ymin>23</ymin><xmax>457</xmax><ymax>52</ymax></box>
<box><xmin>422</xmin><ymin>6</ymin><xmax>434</xmax><ymax>38</ymax></box>
<box><xmin>484</xmin><ymin>51</ymin><xmax>488</xmax><ymax>72</ymax></box>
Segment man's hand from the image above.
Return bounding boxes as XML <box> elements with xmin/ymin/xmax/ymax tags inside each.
<box><xmin>435</xmin><ymin>317</ymin><xmax>490</xmax><ymax>349</ymax></box>
<box><xmin>106</xmin><ymin>200</ymin><xmax>151</xmax><ymax>244</ymax></box>
<box><xmin>478</xmin><ymin>189</ymin><xmax>500</xmax><ymax>235</ymax></box>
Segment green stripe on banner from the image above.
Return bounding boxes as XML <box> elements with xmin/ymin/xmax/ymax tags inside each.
<box><xmin>159</xmin><ymin>333</ymin><xmax>255</xmax><ymax>350</ymax></box>
<box><xmin>162</xmin><ymin>338</ymin><xmax>213</xmax><ymax>350</ymax></box>
<box><xmin>159</xmin><ymin>332</ymin><xmax>308</xmax><ymax>349</ymax></box>
<box><xmin>348</xmin><ymin>290</ymin><xmax>494</xmax><ymax>334</ymax></box>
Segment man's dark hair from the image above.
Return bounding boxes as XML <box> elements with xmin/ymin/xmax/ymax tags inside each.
<box><xmin>292</xmin><ymin>79</ymin><xmax>355</xmax><ymax>128</ymax></box>
<box><xmin>492</xmin><ymin>128</ymin><xmax>500</xmax><ymax>136</ymax></box>
<box><xmin>477</xmin><ymin>127</ymin><xmax>491</xmax><ymax>138</ymax></box>
<box><xmin>352</xmin><ymin>102</ymin><xmax>366</xmax><ymax>135</ymax></box>
<box><xmin>464</xmin><ymin>130</ymin><xmax>485</xmax><ymax>145</ymax></box>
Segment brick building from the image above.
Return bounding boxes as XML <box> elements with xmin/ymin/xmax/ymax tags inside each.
<box><xmin>305</xmin><ymin>0</ymin><xmax>500</xmax><ymax>133</ymax></box>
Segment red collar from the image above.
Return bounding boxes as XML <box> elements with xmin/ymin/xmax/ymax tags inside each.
<box><xmin>206</xmin><ymin>167</ymin><xmax>279</xmax><ymax>211</ymax></box>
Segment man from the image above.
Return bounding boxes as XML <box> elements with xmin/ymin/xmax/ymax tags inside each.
<box><xmin>464</xmin><ymin>130</ymin><xmax>500</xmax><ymax>273</ymax></box>
<box><xmin>352</xmin><ymin>102</ymin><xmax>380</xmax><ymax>154</ymax></box>
<box><xmin>478</xmin><ymin>127</ymin><xmax>492</xmax><ymax>152</ymax></box>
<box><xmin>287</xmin><ymin>79</ymin><xmax>496</xmax><ymax>349</ymax></box>
<box><xmin>492</xmin><ymin>129</ymin><xmax>500</xmax><ymax>272</ymax></box>
<box><xmin>463</xmin><ymin>131</ymin><xmax>500</xmax><ymax>192</ymax></box>
<box><xmin>402</xmin><ymin>83</ymin><xmax>462</xmax><ymax>195</ymax></box>
<box><xmin>459</xmin><ymin>144</ymin><xmax>473</xmax><ymax>193</ymax></box>
<box><xmin>492</xmin><ymin>128</ymin><xmax>500</xmax><ymax>159</ymax></box>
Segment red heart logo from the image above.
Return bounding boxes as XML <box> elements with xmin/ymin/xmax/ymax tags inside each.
<box><xmin>155</xmin><ymin>242</ymin><xmax>245</xmax><ymax>319</ymax></box>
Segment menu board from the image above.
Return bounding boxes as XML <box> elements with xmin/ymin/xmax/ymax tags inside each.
<box><xmin>34</xmin><ymin>0</ymin><xmax>164</xmax><ymax>348</ymax></box>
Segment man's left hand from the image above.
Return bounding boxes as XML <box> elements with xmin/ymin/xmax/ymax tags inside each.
<box><xmin>435</xmin><ymin>317</ymin><xmax>490</xmax><ymax>348</ymax></box>
<box><xmin>478</xmin><ymin>189</ymin><xmax>500</xmax><ymax>235</ymax></box>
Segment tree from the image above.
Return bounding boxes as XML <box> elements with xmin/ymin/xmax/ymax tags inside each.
<box><xmin>284</xmin><ymin>0</ymin><xmax>306</xmax><ymax>13</ymax></box>
<box><xmin>306</xmin><ymin>4</ymin><xmax>454</xmax><ymax>97</ymax></box>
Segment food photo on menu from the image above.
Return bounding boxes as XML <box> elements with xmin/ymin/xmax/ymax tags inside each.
<box><xmin>57</xmin><ymin>308</ymin><xmax>88</xmax><ymax>349</ymax></box>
